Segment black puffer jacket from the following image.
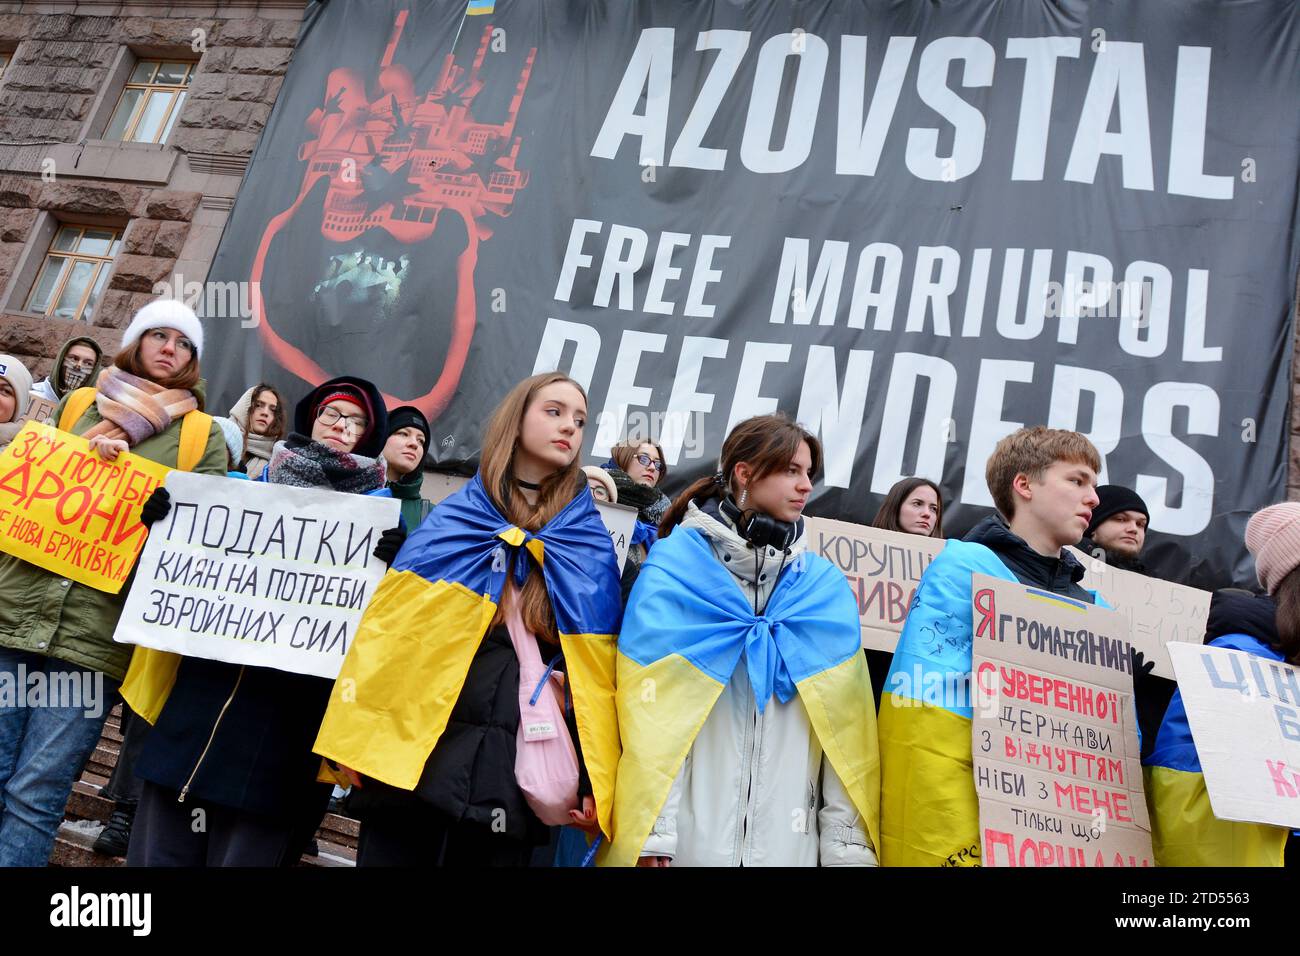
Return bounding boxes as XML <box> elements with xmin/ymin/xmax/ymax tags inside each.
<box><xmin>1206</xmin><ymin>589</ymin><xmax>1278</xmax><ymax>646</ymax></box>
<box><xmin>348</xmin><ymin>623</ymin><xmax>587</xmax><ymax>844</ymax></box>
<box><xmin>963</xmin><ymin>515</ymin><xmax>1093</xmax><ymax>602</ymax></box>
<box><xmin>133</xmin><ymin>659</ymin><xmax>332</xmax><ymax>820</ymax></box>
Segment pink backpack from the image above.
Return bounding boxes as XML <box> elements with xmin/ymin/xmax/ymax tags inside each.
<box><xmin>504</xmin><ymin>585</ymin><xmax>580</xmax><ymax>825</ymax></box>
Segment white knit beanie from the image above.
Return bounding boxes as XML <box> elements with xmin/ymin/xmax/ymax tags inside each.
<box><xmin>120</xmin><ymin>299</ymin><xmax>204</xmax><ymax>356</ymax></box>
<box><xmin>0</xmin><ymin>354</ymin><xmax>34</xmax><ymax>423</ymax></box>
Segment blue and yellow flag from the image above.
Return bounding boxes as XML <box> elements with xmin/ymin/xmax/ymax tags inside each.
<box><xmin>1144</xmin><ymin>633</ymin><xmax>1288</xmax><ymax>867</ymax></box>
<box><xmin>879</xmin><ymin>544</ymin><xmax>1115</xmax><ymax>866</ymax></box>
<box><xmin>313</xmin><ymin>473</ymin><xmax>623</xmax><ymax>834</ymax></box>
<box><xmin>605</xmin><ymin>526</ymin><xmax>880</xmax><ymax>866</ymax></box>
<box><xmin>878</xmin><ymin>541</ymin><xmax>1019</xmax><ymax>866</ymax></box>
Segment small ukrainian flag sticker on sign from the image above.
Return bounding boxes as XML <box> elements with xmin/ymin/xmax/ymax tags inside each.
<box><xmin>467</xmin><ymin>0</ymin><xmax>494</xmax><ymax>14</ymax></box>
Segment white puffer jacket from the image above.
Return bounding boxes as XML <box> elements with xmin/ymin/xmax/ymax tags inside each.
<box><xmin>640</xmin><ymin>500</ymin><xmax>878</xmax><ymax>866</ymax></box>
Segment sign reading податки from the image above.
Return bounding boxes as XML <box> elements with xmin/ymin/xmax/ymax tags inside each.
<box><xmin>970</xmin><ymin>574</ymin><xmax>1153</xmax><ymax>867</ymax></box>
<box><xmin>113</xmin><ymin>472</ymin><xmax>400</xmax><ymax>680</ymax></box>
<box><xmin>1168</xmin><ymin>642</ymin><xmax>1300</xmax><ymax>830</ymax></box>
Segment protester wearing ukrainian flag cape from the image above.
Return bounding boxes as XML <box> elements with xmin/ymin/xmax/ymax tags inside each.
<box><xmin>314</xmin><ymin>373</ymin><xmax>624</xmax><ymax>863</ymax></box>
<box><xmin>605</xmin><ymin>414</ymin><xmax>879</xmax><ymax>867</ymax></box>
<box><xmin>314</xmin><ymin>474</ymin><xmax>622</xmax><ymax>820</ymax></box>
<box><xmin>1142</xmin><ymin>506</ymin><xmax>1298</xmax><ymax>867</ymax></box>
<box><xmin>879</xmin><ymin>428</ymin><xmax>1103</xmax><ymax>866</ymax></box>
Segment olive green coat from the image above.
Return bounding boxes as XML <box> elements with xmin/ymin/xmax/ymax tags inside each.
<box><xmin>0</xmin><ymin>381</ymin><xmax>226</xmax><ymax>681</ymax></box>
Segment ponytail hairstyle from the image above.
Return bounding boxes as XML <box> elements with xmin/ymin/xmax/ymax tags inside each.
<box><xmin>480</xmin><ymin>371</ymin><xmax>588</xmax><ymax>641</ymax></box>
<box><xmin>872</xmin><ymin>476</ymin><xmax>945</xmax><ymax>538</ymax></box>
<box><xmin>1270</xmin><ymin>566</ymin><xmax>1300</xmax><ymax>665</ymax></box>
<box><xmin>659</xmin><ymin>413</ymin><xmax>822</xmax><ymax>537</ymax></box>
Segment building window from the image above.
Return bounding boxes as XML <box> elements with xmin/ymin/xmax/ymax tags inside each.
<box><xmin>25</xmin><ymin>225</ymin><xmax>123</xmax><ymax>322</ymax></box>
<box><xmin>103</xmin><ymin>60</ymin><xmax>194</xmax><ymax>144</ymax></box>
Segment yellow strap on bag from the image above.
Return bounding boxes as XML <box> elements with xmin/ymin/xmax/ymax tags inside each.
<box><xmin>176</xmin><ymin>409</ymin><xmax>213</xmax><ymax>473</ymax></box>
<box><xmin>57</xmin><ymin>387</ymin><xmax>97</xmax><ymax>432</ymax></box>
<box><xmin>119</xmin><ymin>407</ymin><xmax>214</xmax><ymax>724</ymax></box>
<box><xmin>57</xmin><ymin>387</ymin><xmax>212</xmax><ymax>473</ymax></box>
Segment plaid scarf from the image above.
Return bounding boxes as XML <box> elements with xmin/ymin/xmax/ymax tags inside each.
<box><xmin>81</xmin><ymin>366</ymin><xmax>198</xmax><ymax>446</ymax></box>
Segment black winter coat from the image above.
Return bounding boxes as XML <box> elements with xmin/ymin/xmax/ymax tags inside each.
<box><xmin>134</xmin><ymin>656</ymin><xmax>333</xmax><ymax>820</ymax></box>
<box><xmin>348</xmin><ymin>623</ymin><xmax>587</xmax><ymax>844</ymax></box>
<box><xmin>964</xmin><ymin>515</ymin><xmax>1094</xmax><ymax>602</ymax></box>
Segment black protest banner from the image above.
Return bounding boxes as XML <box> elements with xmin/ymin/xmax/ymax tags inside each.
<box><xmin>201</xmin><ymin>0</ymin><xmax>1300</xmax><ymax>587</ymax></box>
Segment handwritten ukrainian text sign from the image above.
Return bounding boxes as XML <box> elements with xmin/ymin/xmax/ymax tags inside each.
<box><xmin>17</xmin><ymin>396</ymin><xmax>57</xmax><ymax>428</ymax></box>
<box><xmin>1069</xmin><ymin>546</ymin><xmax>1211</xmax><ymax>680</ymax></box>
<box><xmin>807</xmin><ymin>516</ymin><xmax>945</xmax><ymax>652</ymax></box>
<box><xmin>113</xmin><ymin>471</ymin><xmax>400</xmax><ymax>679</ymax></box>
<box><xmin>598</xmin><ymin>500</ymin><xmax>637</xmax><ymax>573</ymax></box>
<box><xmin>0</xmin><ymin>422</ymin><xmax>169</xmax><ymax>593</ymax></box>
<box><xmin>971</xmin><ymin>574</ymin><xmax>1153</xmax><ymax>867</ymax></box>
<box><xmin>1168</xmin><ymin>642</ymin><xmax>1300</xmax><ymax>829</ymax></box>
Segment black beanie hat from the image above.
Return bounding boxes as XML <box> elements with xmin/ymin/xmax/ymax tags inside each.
<box><xmin>1086</xmin><ymin>485</ymin><xmax>1149</xmax><ymax>537</ymax></box>
<box><xmin>386</xmin><ymin>405</ymin><xmax>430</xmax><ymax>448</ymax></box>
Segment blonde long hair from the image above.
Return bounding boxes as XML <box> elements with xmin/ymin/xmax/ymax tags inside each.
<box><xmin>480</xmin><ymin>371</ymin><xmax>587</xmax><ymax>640</ymax></box>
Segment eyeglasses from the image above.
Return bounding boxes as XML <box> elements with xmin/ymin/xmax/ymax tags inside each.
<box><xmin>147</xmin><ymin>329</ymin><xmax>194</xmax><ymax>353</ymax></box>
<box><xmin>316</xmin><ymin>406</ymin><xmax>369</xmax><ymax>433</ymax></box>
<box><xmin>634</xmin><ymin>453</ymin><xmax>662</xmax><ymax>473</ymax></box>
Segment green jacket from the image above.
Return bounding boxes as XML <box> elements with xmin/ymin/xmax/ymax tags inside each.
<box><xmin>0</xmin><ymin>381</ymin><xmax>227</xmax><ymax>681</ymax></box>
<box><xmin>388</xmin><ymin>467</ymin><xmax>433</xmax><ymax>531</ymax></box>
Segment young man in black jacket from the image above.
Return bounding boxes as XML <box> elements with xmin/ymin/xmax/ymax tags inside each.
<box><xmin>1081</xmin><ymin>485</ymin><xmax>1151</xmax><ymax>575</ymax></box>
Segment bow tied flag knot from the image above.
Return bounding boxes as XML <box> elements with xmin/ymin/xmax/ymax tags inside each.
<box><xmin>606</xmin><ymin>524</ymin><xmax>881</xmax><ymax>865</ymax></box>
<box><xmin>493</xmin><ymin>525</ymin><xmax>547</xmax><ymax>592</ymax></box>
<box><xmin>314</xmin><ymin>472</ymin><xmax>624</xmax><ymax>838</ymax></box>
<box><xmin>744</xmin><ymin>616</ymin><xmax>797</xmax><ymax>711</ymax></box>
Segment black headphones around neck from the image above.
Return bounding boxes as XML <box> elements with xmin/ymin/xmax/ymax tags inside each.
<box><xmin>719</xmin><ymin>495</ymin><xmax>798</xmax><ymax>552</ymax></box>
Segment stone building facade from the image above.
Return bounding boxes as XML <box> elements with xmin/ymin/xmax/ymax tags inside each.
<box><xmin>0</xmin><ymin>0</ymin><xmax>305</xmax><ymax>381</ymax></box>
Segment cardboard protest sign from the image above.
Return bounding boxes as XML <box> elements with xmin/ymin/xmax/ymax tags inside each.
<box><xmin>1068</xmin><ymin>546</ymin><xmax>1212</xmax><ymax>680</ymax></box>
<box><xmin>420</xmin><ymin>469</ymin><xmax>634</xmax><ymax>572</ymax></box>
<box><xmin>970</xmin><ymin>574</ymin><xmax>1153</xmax><ymax>867</ymax></box>
<box><xmin>597</xmin><ymin>500</ymin><xmax>637</xmax><ymax>574</ymax></box>
<box><xmin>806</xmin><ymin>516</ymin><xmax>945</xmax><ymax>652</ymax></box>
<box><xmin>0</xmin><ymin>422</ymin><xmax>169</xmax><ymax>593</ymax></box>
<box><xmin>113</xmin><ymin>472</ymin><xmax>400</xmax><ymax>679</ymax></box>
<box><xmin>17</xmin><ymin>396</ymin><xmax>57</xmax><ymax>428</ymax></box>
<box><xmin>421</xmin><ymin>470</ymin><xmax>468</xmax><ymax>505</ymax></box>
<box><xmin>1167</xmin><ymin>642</ymin><xmax>1300</xmax><ymax>829</ymax></box>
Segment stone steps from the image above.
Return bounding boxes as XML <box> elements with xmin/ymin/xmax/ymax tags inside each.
<box><xmin>55</xmin><ymin>706</ymin><xmax>358</xmax><ymax>867</ymax></box>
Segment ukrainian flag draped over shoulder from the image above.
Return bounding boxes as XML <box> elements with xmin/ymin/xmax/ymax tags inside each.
<box><xmin>313</xmin><ymin>473</ymin><xmax>623</xmax><ymax>834</ymax></box>
<box><xmin>605</xmin><ymin>526</ymin><xmax>880</xmax><ymax>867</ymax></box>
<box><xmin>878</xmin><ymin>541</ymin><xmax>1020</xmax><ymax>867</ymax></box>
<box><xmin>1143</xmin><ymin>633</ymin><xmax>1288</xmax><ymax>867</ymax></box>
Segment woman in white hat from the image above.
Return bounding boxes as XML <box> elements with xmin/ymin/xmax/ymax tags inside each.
<box><xmin>0</xmin><ymin>299</ymin><xmax>227</xmax><ymax>867</ymax></box>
